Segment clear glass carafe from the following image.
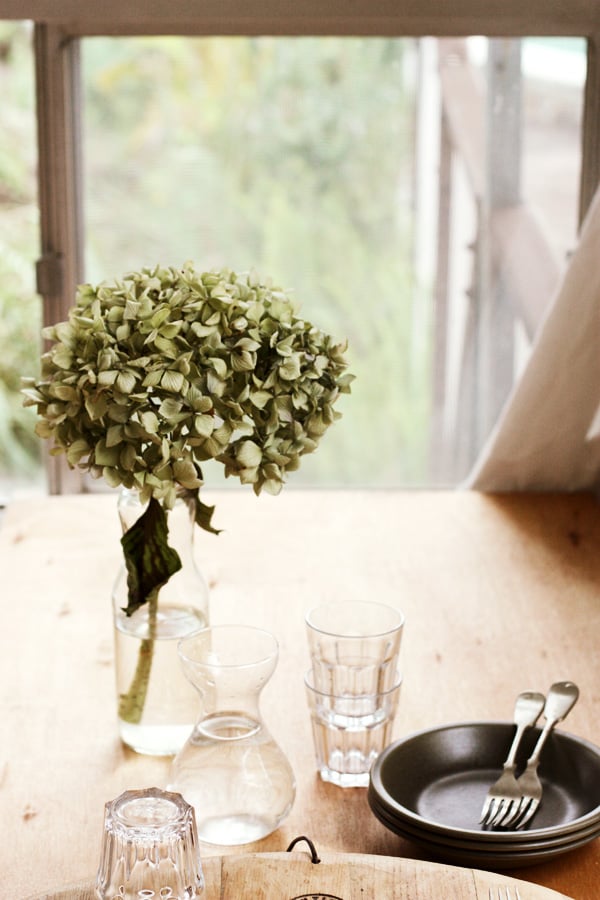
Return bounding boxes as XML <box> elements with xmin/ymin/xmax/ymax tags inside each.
<box><xmin>168</xmin><ymin>625</ymin><xmax>296</xmax><ymax>845</ymax></box>
<box><xmin>113</xmin><ymin>489</ymin><xmax>210</xmax><ymax>756</ymax></box>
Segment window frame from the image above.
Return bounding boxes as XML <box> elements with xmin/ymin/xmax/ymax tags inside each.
<box><xmin>2</xmin><ymin>2</ymin><xmax>599</xmax><ymax>490</ymax></box>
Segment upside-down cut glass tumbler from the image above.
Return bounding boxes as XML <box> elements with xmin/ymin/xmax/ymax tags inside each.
<box><xmin>95</xmin><ymin>787</ymin><xmax>204</xmax><ymax>899</ymax></box>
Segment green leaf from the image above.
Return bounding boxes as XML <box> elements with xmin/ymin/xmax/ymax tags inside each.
<box><xmin>94</xmin><ymin>439</ymin><xmax>121</xmax><ymax>466</ymax></box>
<box><xmin>194</xmin><ymin>413</ymin><xmax>214</xmax><ymax>437</ymax></box>
<box><xmin>85</xmin><ymin>393</ymin><xmax>108</xmax><ymax>420</ymax></box>
<box><xmin>191</xmin><ymin>321</ymin><xmax>216</xmax><ymax>338</ymax></box>
<box><xmin>154</xmin><ymin>335</ymin><xmax>177</xmax><ymax>357</ymax></box>
<box><xmin>279</xmin><ymin>356</ymin><xmax>302</xmax><ymax>381</ymax></box>
<box><xmin>235</xmin><ymin>337</ymin><xmax>261</xmax><ymax>352</ymax></box>
<box><xmin>161</xmin><ymin>369</ymin><xmax>185</xmax><ymax>393</ymax></box>
<box><xmin>116</xmin><ymin>370</ymin><xmax>137</xmax><ymax>394</ymax></box>
<box><xmin>66</xmin><ymin>439</ymin><xmax>89</xmax><ymax>466</ymax></box>
<box><xmin>262</xmin><ymin>478</ymin><xmax>283</xmax><ymax>496</ymax></box>
<box><xmin>213</xmin><ymin>421</ymin><xmax>233</xmax><ymax>445</ymax></box>
<box><xmin>150</xmin><ymin>307</ymin><xmax>172</xmax><ymax>328</ymax></box>
<box><xmin>35</xmin><ymin>420</ymin><xmax>54</xmax><ymax>439</ymax></box>
<box><xmin>53</xmin><ymin>346</ymin><xmax>73</xmax><ymax>370</ymax></box>
<box><xmin>209</xmin><ymin>357</ymin><xmax>228</xmax><ymax>379</ymax></box>
<box><xmin>159</xmin><ymin>397</ymin><xmax>183</xmax><ymax>420</ymax></box>
<box><xmin>236</xmin><ymin>440</ymin><xmax>262</xmax><ymax>468</ymax></box>
<box><xmin>107</xmin><ymin>404</ymin><xmax>130</xmax><ymax>424</ymax></box>
<box><xmin>231</xmin><ymin>350</ymin><xmax>255</xmax><ymax>372</ymax></box>
<box><xmin>54</xmin><ymin>322</ymin><xmax>76</xmax><ymax>346</ymax></box>
<box><xmin>206</xmin><ymin>371</ymin><xmax>225</xmax><ymax>396</ymax></box>
<box><xmin>172</xmin><ymin>458</ymin><xmax>202</xmax><ymax>488</ymax></box>
<box><xmin>51</xmin><ymin>384</ymin><xmax>78</xmax><ymax>402</ymax></box>
<box><xmin>103</xmin><ymin>466</ymin><xmax>123</xmax><ymax>488</ymax></box>
<box><xmin>337</xmin><ymin>375</ymin><xmax>354</xmax><ymax>394</ymax></box>
<box><xmin>142</xmin><ymin>370</ymin><xmax>163</xmax><ymax>388</ymax></box>
<box><xmin>250</xmin><ymin>389</ymin><xmax>272</xmax><ymax>409</ymax></box>
<box><xmin>21</xmin><ymin>386</ymin><xmax>44</xmax><ymax>405</ymax></box>
<box><xmin>194</xmin><ymin>495</ymin><xmax>222</xmax><ymax>535</ymax></box>
<box><xmin>120</xmin><ymin>497</ymin><xmax>182</xmax><ymax>616</ymax></box>
<box><xmin>97</xmin><ymin>370</ymin><xmax>118</xmax><ymax>387</ymax></box>
<box><xmin>140</xmin><ymin>411</ymin><xmax>159</xmax><ymax>433</ymax></box>
<box><xmin>124</xmin><ymin>299</ymin><xmax>141</xmax><ymax>320</ymax></box>
<box><xmin>106</xmin><ymin>424</ymin><xmax>123</xmax><ymax>448</ymax></box>
<box><xmin>120</xmin><ymin>442</ymin><xmax>137</xmax><ymax>471</ymax></box>
<box><xmin>160</xmin><ymin>323</ymin><xmax>182</xmax><ymax>340</ymax></box>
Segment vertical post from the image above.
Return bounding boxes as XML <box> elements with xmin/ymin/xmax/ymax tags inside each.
<box><xmin>487</xmin><ymin>40</ymin><xmax>522</xmax><ymax>210</ymax></box>
<box><xmin>478</xmin><ymin>39</ymin><xmax>522</xmax><ymax>447</ymax></box>
<box><xmin>34</xmin><ymin>24</ymin><xmax>84</xmax><ymax>493</ymax></box>
<box><xmin>430</xmin><ymin>112</ymin><xmax>452</xmax><ymax>482</ymax></box>
<box><xmin>412</xmin><ymin>38</ymin><xmax>440</xmax><ymax>388</ymax></box>
<box><xmin>579</xmin><ymin>34</ymin><xmax>600</xmax><ymax>228</ymax></box>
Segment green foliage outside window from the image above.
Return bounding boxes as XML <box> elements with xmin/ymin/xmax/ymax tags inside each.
<box><xmin>0</xmin><ymin>22</ymin><xmax>42</xmax><ymax>485</ymax></box>
<box><xmin>83</xmin><ymin>37</ymin><xmax>431</xmax><ymax>486</ymax></box>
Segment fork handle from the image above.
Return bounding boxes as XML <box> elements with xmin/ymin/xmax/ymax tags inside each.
<box><xmin>504</xmin><ymin>721</ymin><xmax>529</xmax><ymax>768</ymax></box>
<box><xmin>504</xmin><ymin>690</ymin><xmax>546</xmax><ymax>768</ymax></box>
<box><xmin>526</xmin><ymin>680</ymin><xmax>579</xmax><ymax>768</ymax></box>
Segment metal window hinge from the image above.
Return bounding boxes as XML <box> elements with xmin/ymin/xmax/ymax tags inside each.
<box><xmin>36</xmin><ymin>252</ymin><xmax>64</xmax><ymax>298</ymax></box>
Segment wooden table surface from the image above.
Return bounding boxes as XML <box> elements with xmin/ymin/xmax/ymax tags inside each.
<box><xmin>1</xmin><ymin>489</ymin><xmax>599</xmax><ymax>899</ymax></box>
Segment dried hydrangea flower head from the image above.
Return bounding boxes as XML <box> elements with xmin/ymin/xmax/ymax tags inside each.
<box><xmin>25</xmin><ymin>264</ymin><xmax>352</xmax><ymax>500</ymax></box>
<box><xmin>24</xmin><ymin>264</ymin><xmax>353</xmax><ymax>612</ymax></box>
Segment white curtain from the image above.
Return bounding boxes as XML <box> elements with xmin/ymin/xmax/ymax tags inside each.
<box><xmin>466</xmin><ymin>185</ymin><xmax>600</xmax><ymax>491</ymax></box>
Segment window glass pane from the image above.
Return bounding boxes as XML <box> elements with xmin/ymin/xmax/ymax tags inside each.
<box><xmin>81</xmin><ymin>36</ymin><xmax>585</xmax><ymax>488</ymax></box>
<box><xmin>522</xmin><ymin>37</ymin><xmax>585</xmax><ymax>261</ymax></box>
<box><xmin>0</xmin><ymin>21</ymin><xmax>43</xmax><ymax>501</ymax></box>
<box><xmin>468</xmin><ymin>36</ymin><xmax>584</xmax><ymax>262</ymax></box>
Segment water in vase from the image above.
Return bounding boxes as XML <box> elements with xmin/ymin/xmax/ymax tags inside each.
<box><xmin>114</xmin><ymin>604</ymin><xmax>206</xmax><ymax>756</ymax></box>
<box><xmin>168</xmin><ymin>625</ymin><xmax>296</xmax><ymax>844</ymax></box>
<box><xmin>169</xmin><ymin>711</ymin><xmax>295</xmax><ymax>845</ymax></box>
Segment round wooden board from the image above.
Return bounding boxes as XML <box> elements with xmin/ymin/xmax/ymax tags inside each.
<box><xmin>26</xmin><ymin>849</ymin><xmax>574</xmax><ymax>899</ymax></box>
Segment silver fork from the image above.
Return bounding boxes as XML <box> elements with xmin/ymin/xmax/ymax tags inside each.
<box><xmin>501</xmin><ymin>681</ymin><xmax>579</xmax><ymax>829</ymax></box>
<box><xmin>479</xmin><ymin>691</ymin><xmax>545</xmax><ymax>828</ymax></box>
<box><xmin>488</xmin><ymin>888</ymin><xmax>522</xmax><ymax>900</ymax></box>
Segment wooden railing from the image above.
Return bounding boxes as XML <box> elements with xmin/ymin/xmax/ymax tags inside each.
<box><xmin>423</xmin><ymin>38</ymin><xmax>561</xmax><ymax>483</ymax></box>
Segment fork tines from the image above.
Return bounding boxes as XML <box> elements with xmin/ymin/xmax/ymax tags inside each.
<box><xmin>488</xmin><ymin>887</ymin><xmax>522</xmax><ymax>899</ymax></box>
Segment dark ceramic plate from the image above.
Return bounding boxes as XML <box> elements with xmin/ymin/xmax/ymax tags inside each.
<box><xmin>370</xmin><ymin>722</ymin><xmax>600</xmax><ymax>841</ymax></box>
<box><xmin>368</xmin><ymin>791</ymin><xmax>600</xmax><ymax>854</ymax></box>
<box><xmin>368</xmin><ymin>793</ymin><xmax>600</xmax><ymax>868</ymax></box>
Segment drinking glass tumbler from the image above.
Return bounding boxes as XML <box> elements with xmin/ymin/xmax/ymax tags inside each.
<box><xmin>95</xmin><ymin>787</ymin><xmax>204</xmax><ymax>900</ymax></box>
<box><xmin>305</xmin><ymin>600</ymin><xmax>404</xmax><ymax>695</ymax></box>
<box><xmin>305</xmin><ymin>669</ymin><xmax>402</xmax><ymax>787</ymax></box>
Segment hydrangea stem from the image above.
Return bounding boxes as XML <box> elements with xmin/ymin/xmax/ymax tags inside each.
<box><xmin>118</xmin><ymin>589</ymin><xmax>159</xmax><ymax>724</ymax></box>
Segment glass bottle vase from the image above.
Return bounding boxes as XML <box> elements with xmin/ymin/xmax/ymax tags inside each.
<box><xmin>168</xmin><ymin>625</ymin><xmax>296</xmax><ymax>845</ymax></box>
<box><xmin>112</xmin><ymin>489</ymin><xmax>210</xmax><ymax>756</ymax></box>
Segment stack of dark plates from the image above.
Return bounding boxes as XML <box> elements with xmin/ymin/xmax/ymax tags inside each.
<box><xmin>368</xmin><ymin>721</ymin><xmax>600</xmax><ymax>868</ymax></box>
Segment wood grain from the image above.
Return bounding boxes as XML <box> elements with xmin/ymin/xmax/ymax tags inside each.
<box><xmin>0</xmin><ymin>1</ymin><xmax>596</xmax><ymax>38</ymax></box>
<box><xmin>25</xmin><ymin>851</ymin><xmax>574</xmax><ymax>899</ymax></box>
<box><xmin>1</xmin><ymin>491</ymin><xmax>599</xmax><ymax>899</ymax></box>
